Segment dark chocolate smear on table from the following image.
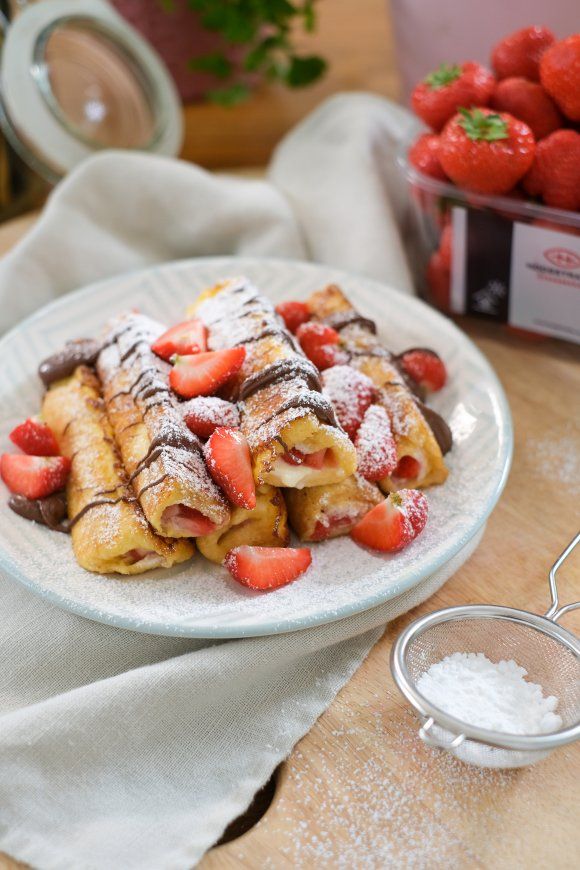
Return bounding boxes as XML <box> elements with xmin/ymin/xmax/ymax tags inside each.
<box><xmin>39</xmin><ymin>339</ymin><xmax>102</xmax><ymax>388</ymax></box>
<box><xmin>239</xmin><ymin>357</ymin><xmax>322</xmax><ymax>401</ymax></box>
<box><xmin>416</xmin><ymin>400</ymin><xmax>453</xmax><ymax>455</ymax></box>
<box><xmin>8</xmin><ymin>491</ymin><xmax>69</xmax><ymax>532</ymax></box>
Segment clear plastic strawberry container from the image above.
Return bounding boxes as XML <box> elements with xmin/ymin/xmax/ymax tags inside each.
<box><xmin>398</xmin><ymin>143</ymin><xmax>580</xmax><ymax>344</ymax></box>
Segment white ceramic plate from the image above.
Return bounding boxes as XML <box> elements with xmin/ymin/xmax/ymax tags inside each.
<box><xmin>0</xmin><ymin>257</ymin><xmax>512</xmax><ymax>637</ymax></box>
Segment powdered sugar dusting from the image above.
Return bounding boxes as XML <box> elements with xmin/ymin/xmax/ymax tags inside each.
<box><xmin>321</xmin><ymin>365</ymin><xmax>375</xmax><ymax>438</ymax></box>
<box><xmin>354</xmin><ymin>404</ymin><xmax>397</xmax><ymax>481</ymax></box>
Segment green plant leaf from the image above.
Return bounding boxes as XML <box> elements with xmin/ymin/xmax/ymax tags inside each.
<box><xmin>207</xmin><ymin>82</ymin><xmax>251</xmax><ymax>106</ymax></box>
<box><xmin>285</xmin><ymin>54</ymin><xmax>326</xmax><ymax>87</ymax></box>
<box><xmin>458</xmin><ymin>108</ymin><xmax>509</xmax><ymax>141</ymax></box>
<box><xmin>189</xmin><ymin>51</ymin><xmax>233</xmax><ymax>78</ymax></box>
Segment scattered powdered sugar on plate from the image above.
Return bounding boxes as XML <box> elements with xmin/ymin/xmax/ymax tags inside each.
<box><xmin>0</xmin><ymin>258</ymin><xmax>511</xmax><ymax>637</ymax></box>
<box><xmin>417</xmin><ymin>652</ymin><xmax>562</xmax><ymax>735</ymax></box>
<box><xmin>525</xmin><ymin>421</ymin><xmax>580</xmax><ymax>494</ymax></box>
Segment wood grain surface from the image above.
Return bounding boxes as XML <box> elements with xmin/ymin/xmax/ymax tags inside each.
<box><xmin>0</xmin><ymin>211</ymin><xmax>578</xmax><ymax>868</ymax></box>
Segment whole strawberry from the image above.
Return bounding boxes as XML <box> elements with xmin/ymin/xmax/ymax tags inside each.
<box><xmin>491</xmin><ymin>25</ymin><xmax>555</xmax><ymax>81</ymax></box>
<box><xmin>540</xmin><ymin>35</ymin><xmax>580</xmax><ymax>121</ymax></box>
<box><xmin>523</xmin><ymin>130</ymin><xmax>580</xmax><ymax>211</ymax></box>
<box><xmin>408</xmin><ymin>133</ymin><xmax>448</xmax><ymax>180</ymax></box>
<box><xmin>439</xmin><ymin>108</ymin><xmax>535</xmax><ymax>195</ymax></box>
<box><xmin>411</xmin><ymin>62</ymin><xmax>495</xmax><ymax>132</ymax></box>
<box><xmin>491</xmin><ymin>77</ymin><xmax>562</xmax><ymax>140</ymax></box>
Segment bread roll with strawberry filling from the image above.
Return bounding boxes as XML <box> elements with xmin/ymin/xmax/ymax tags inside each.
<box><xmin>285</xmin><ymin>474</ymin><xmax>383</xmax><ymax>542</ymax></box>
<box><xmin>188</xmin><ymin>278</ymin><xmax>356</xmax><ymax>489</ymax></box>
<box><xmin>97</xmin><ymin>313</ymin><xmax>230</xmax><ymax>538</ymax></box>
<box><xmin>42</xmin><ymin>366</ymin><xmax>194</xmax><ymax>575</ymax></box>
<box><xmin>306</xmin><ymin>285</ymin><xmax>450</xmax><ymax>491</ymax></box>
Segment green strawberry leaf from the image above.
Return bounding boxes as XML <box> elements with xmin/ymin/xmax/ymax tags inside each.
<box><xmin>424</xmin><ymin>63</ymin><xmax>462</xmax><ymax>90</ymax></box>
<box><xmin>458</xmin><ymin>108</ymin><xmax>509</xmax><ymax>141</ymax></box>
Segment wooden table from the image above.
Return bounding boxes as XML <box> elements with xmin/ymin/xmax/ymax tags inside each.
<box><xmin>0</xmin><ymin>217</ymin><xmax>579</xmax><ymax>867</ymax></box>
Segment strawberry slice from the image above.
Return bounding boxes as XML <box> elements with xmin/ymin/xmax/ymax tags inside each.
<box><xmin>354</xmin><ymin>405</ymin><xmax>397</xmax><ymax>481</ymax></box>
<box><xmin>351</xmin><ymin>490</ymin><xmax>428</xmax><ymax>552</ymax></box>
<box><xmin>151</xmin><ymin>319</ymin><xmax>207</xmax><ymax>361</ymax></box>
<box><xmin>398</xmin><ymin>349</ymin><xmax>447</xmax><ymax>392</ymax></box>
<box><xmin>9</xmin><ymin>417</ymin><xmax>60</xmax><ymax>456</ymax></box>
<box><xmin>162</xmin><ymin>504</ymin><xmax>217</xmax><ymax>537</ymax></box>
<box><xmin>280</xmin><ymin>448</ymin><xmax>328</xmax><ymax>469</ymax></box>
<box><xmin>322</xmin><ymin>365</ymin><xmax>375</xmax><ymax>439</ymax></box>
<box><xmin>296</xmin><ymin>322</ymin><xmax>346</xmax><ymax>371</ymax></box>
<box><xmin>224</xmin><ymin>545</ymin><xmax>312</xmax><ymax>590</ymax></box>
<box><xmin>169</xmin><ymin>347</ymin><xmax>246</xmax><ymax>399</ymax></box>
<box><xmin>275</xmin><ymin>300</ymin><xmax>311</xmax><ymax>334</ymax></box>
<box><xmin>1</xmin><ymin>454</ymin><xmax>71</xmax><ymax>500</ymax></box>
<box><xmin>181</xmin><ymin>396</ymin><xmax>240</xmax><ymax>439</ymax></box>
<box><xmin>205</xmin><ymin>427</ymin><xmax>256</xmax><ymax>510</ymax></box>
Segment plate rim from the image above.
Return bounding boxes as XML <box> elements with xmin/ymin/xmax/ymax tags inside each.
<box><xmin>0</xmin><ymin>256</ymin><xmax>513</xmax><ymax>637</ymax></box>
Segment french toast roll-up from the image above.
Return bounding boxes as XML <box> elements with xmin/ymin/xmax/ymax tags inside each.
<box><xmin>197</xmin><ymin>484</ymin><xmax>289</xmax><ymax>563</ymax></box>
<box><xmin>188</xmin><ymin>278</ymin><xmax>357</xmax><ymax>489</ymax></box>
<box><xmin>285</xmin><ymin>473</ymin><xmax>383</xmax><ymax>542</ymax></box>
<box><xmin>42</xmin><ymin>366</ymin><xmax>194</xmax><ymax>575</ymax></box>
<box><xmin>306</xmin><ymin>285</ymin><xmax>451</xmax><ymax>491</ymax></box>
<box><xmin>97</xmin><ymin>313</ymin><xmax>230</xmax><ymax>538</ymax></box>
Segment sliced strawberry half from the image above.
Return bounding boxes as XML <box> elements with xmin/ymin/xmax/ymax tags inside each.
<box><xmin>151</xmin><ymin>318</ymin><xmax>207</xmax><ymax>361</ymax></box>
<box><xmin>182</xmin><ymin>396</ymin><xmax>240</xmax><ymax>439</ymax></box>
<box><xmin>398</xmin><ymin>349</ymin><xmax>447</xmax><ymax>392</ymax></box>
<box><xmin>162</xmin><ymin>504</ymin><xmax>217</xmax><ymax>537</ymax></box>
<box><xmin>9</xmin><ymin>417</ymin><xmax>60</xmax><ymax>456</ymax></box>
<box><xmin>224</xmin><ymin>545</ymin><xmax>312</xmax><ymax>590</ymax></box>
<box><xmin>205</xmin><ymin>427</ymin><xmax>256</xmax><ymax>510</ymax></box>
<box><xmin>322</xmin><ymin>365</ymin><xmax>375</xmax><ymax>438</ymax></box>
<box><xmin>275</xmin><ymin>300</ymin><xmax>311</xmax><ymax>334</ymax></box>
<box><xmin>393</xmin><ymin>455</ymin><xmax>422</xmax><ymax>481</ymax></box>
<box><xmin>169</xmin><ymin>347</ymin><xmax>246</xmax><ymax>399</ymax></box>
<box><xmin>351</xmin><ymin>489</ymin><xmax>428</xmax><ymax>552</ymax></box>
<box><xmin>354</xmin><ymin>405</ymin><xmax>397</xmax><ymax>481</ymax></box>
<box><xmin>1</xmin><ymin>454</ymin><xmax>71</xmax><ymax>500</ymax></box>
<box><xmin>296</xmin><ymin>322</ymin><xmax>346</xmax><ymax>371</ymax></box>
<box><xmin>280</xmin><ymin>447</ymin><xmax>327</xmax><ymax>469</ymax></box>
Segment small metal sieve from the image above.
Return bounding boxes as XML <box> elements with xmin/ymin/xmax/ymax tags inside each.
<box><xmin>390</xmin><ymin>532</ymin><xmax>580</xmax><ymax>768</ymax></box>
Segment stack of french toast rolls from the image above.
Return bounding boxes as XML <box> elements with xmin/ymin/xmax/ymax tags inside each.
<box><xmin>42</xmin><ymin>277</ymin><xmax>451</xmax><ymax>575</ymax></box>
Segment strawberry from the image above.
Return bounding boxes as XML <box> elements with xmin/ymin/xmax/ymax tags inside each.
<box><xmin>351</xmin><ymin>489</ymin><xmax>428</xmax><ymax>553</ymax></box>
<box><xmin>438</xmin><ymin>223</ymin><xmax>452</xmax><ymax>270</ymax></box>
<box><xmin>181</xmin><ymin>396</ymin><xmax>240</xmax><ymax>439</ymax></box>
<box><xmin>224</xmin><ymin>545</ymin><xmax>312</xmax><ymax>590</ymax></box>
<box><xmin>540</xmin><ymin>35</ymin><xmax>580</xmax><ymax>121</ymax></box>
<box><xmin>354</xmin><ymin>405</ymin><xmax>397</xmax><ymax>482</ymax></box>
<box><xmin>205</xmin><ymin>427</ymin><xmax>256</xmax><ymax>510</ymax></box>
<box><xmin>408</xmin><ymin>133</ymin><xmax>448</xmax><ymax>181</ymax></box>
<box><xmin>281</xmin><ymin>448</ymin><xmax>328</xmax><ymax>469</ymax></box>
<box><xmin>522</xmin><ymin>130</ymin><xmax>580</xmax><ymax>211</ymax></box>
<box><xmin>9</xmin><ymin>418</ymin><xmax>60</xmax><ymax>456</ymax></box>
<box><xmin>393</xmin><ymin>455</ymin><xmax>423</xmax><ymax>482</ymax></box>
<box><xmin>275</xmin><ymin>300</ymin><xmax>310</xmax><ymax>334</ymax></box>
<box><xmin>439</xmin><ymin>108</ymin><xmax>535</xmax><ymax>195</ymax></box>
<box><xmin>151</xmin><ymin>318</ymin><xmax>207</xmax><ymax>361</ymax></box>
<box><xmin>296</xmin><ymin>322</ymin><xmax>346</xmax><ymax>371</ymax></box>
<box><xmin>411</xmin><ymin>62</ymin><xmax>495</xmax><ymax>132</ymax></box>
<box><xmin>398</xmin><ymin>349</ymin><xmax>447</xmax><ymax>392</ymax></box>
<box><xmin>1</xmin><ymin>454</ymin><xmax>70</xmax><ymax>500</ymax></box>
<box><xmin>491</xmin><ymin>77</ymin><xmax>562</xmax><ymax>140</ymax></box>
<box><xmin>169</xmin><ymin>347</ymin><xmax>245</xmax><ymax>399</ymax></box>
<box><xmin>321</xmin><ymin>365</ymin><xmax>375</xmax><ymax>439</ymax></box>
<box><xmin>491</xmin><ymin>25</ymin><xmax>555</xmax><ymax>82</ymax></box>
<box><xmin>426</xmin><ymin>250</ymin><xmax>451</xmax><ymax>310</ymax></box>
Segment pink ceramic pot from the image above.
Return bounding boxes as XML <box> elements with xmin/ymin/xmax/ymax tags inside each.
<box><xmin>111</xmin><ymin>0</ymin><xmax>234</xmax><ymax>102</ymax></box>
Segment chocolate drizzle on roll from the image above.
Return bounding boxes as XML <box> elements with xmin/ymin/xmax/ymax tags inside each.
<box><xmin>325</xmin><ymin>311</ymin><xmax>377</xmax><ymax>334</ymax></box>
<box><xmin>239</xmin><ymin>357</ymin><xmax>322</xmax><ymax>401</ymax></box>
<box><xmin>39</xmin><ymin>339</ymin><xmax>101</xmax><ymax>388</ymax></box>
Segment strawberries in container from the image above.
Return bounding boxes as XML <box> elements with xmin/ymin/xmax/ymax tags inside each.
<box><xmin>401</xmin><ymin>23</ymin><xmax>580</xmax><ymax>342</ymax></box>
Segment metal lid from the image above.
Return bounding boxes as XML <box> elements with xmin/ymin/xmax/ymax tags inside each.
<box><xmin>0</xmin><ymin>0</ymin><xmax>183</xmax><ymax>182</ymax></box>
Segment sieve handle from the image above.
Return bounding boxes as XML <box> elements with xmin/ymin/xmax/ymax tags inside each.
<box><xmin>419</xmin><ymin>717</ymin><xmax>465</xmax><ymax>750</ymax></box>
<box><xmin>545</xmin><ymin>531</ymin><xmax>580</xmax><ymax>623</ymax></box>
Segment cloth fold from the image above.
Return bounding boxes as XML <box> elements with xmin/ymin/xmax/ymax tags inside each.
<box><xmin>0</xmin><ymin>93</ymin><xmax>473</xmax><ymax>869</ymax></box>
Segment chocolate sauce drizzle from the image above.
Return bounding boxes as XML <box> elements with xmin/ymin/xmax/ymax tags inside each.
<box><xmin>239</xmin><ymin>357</ymin><xmax>322</xmax><ymax>402</ymax></box>
<box><xmin>325</xmin><ymin>311</ymin><xmax>377</xmax><ymax>334</ymax></box>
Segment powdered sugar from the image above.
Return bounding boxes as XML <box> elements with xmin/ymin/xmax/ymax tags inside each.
<box><xmin>321</xmin><ymin>365</ymin><xmax>375</xmax><ymax>438</ymax></box>
<box><xmin>354</xmin><ymin>404</ymin><xmax>397</xmax><ymax>481</ymax></box>
<box><xmin>417</xmin><ymin>652</ymin><xmax>562</xmax><ymax>735</ymax></box>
